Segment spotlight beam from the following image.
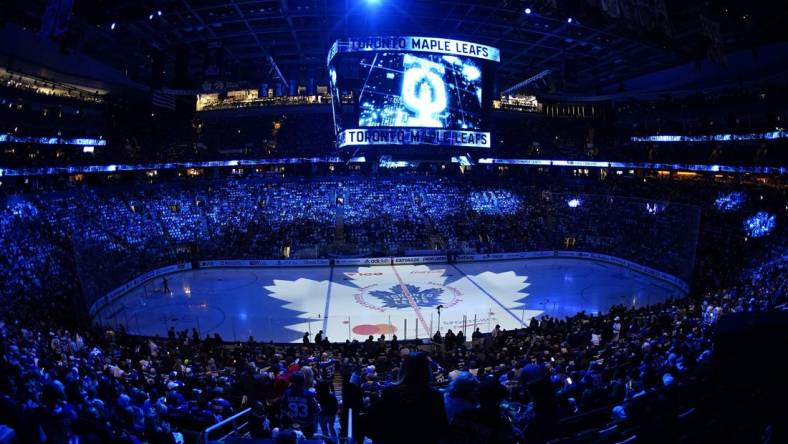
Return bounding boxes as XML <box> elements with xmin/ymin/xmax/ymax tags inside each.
<box><xmin>501</xmin><ymin>69</ymin><xmax>551</xmax><ymax>95</ymax></box>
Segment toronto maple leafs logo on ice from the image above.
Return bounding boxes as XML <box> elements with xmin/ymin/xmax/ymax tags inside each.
<box><xmin>264</xmin><ymin>264</ymin><xmax>542</xmax><ymax>343</ymax></box>
<box><xmin>368</xmin><ymin>284</ymin><xmax>444</xmax><ymax>309</ymax></box>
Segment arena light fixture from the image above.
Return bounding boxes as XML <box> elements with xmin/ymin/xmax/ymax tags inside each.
<box><xmin>525</xmin><ymin>8</ymin><xmax>532</xmax><ymax>14</ymax></box>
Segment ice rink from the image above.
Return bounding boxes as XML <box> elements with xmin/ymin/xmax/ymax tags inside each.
<box><xmin>95</xmin><ymin>258</ymin><xmax>687</xmax><ymax>343</ymax></box>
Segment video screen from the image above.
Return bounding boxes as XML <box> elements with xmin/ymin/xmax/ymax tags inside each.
<box><xmin>328</xmin><ymin>37</ymin><xmax>498</xmax><ymax>149</ymax></box>
<box><xmin>355</xmin><ymin>52</ymin><xmax>484</xmax><ymax>130</ymax></box>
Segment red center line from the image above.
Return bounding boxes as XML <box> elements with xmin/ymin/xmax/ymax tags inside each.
<box><xmin>390</xmin><ymin>265</ymin><xmax>431</xmax><ymax>335</ymax></box>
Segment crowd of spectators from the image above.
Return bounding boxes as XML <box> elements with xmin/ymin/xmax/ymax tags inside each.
<box><xmin>0</xmin><ymin>236</ymin><xmax>784</xmax><ymax>443</ymax></box>
<box><xmin>0</xmin><ymin>171</ymin><xmax>785</xmax><ymax>444</ymax></box>
<box><xmin>341</xmin><ymin>180</ymin><xmax>432</xmax><ymax>253</ymax></box>
<box><xmin>0</xmin><ymin>198</ymin><xmax>76</xmax><ymax>304</ymax></box>
<box><xmin>1</xmin><ymin>175</ymin><xmax>714</xmax><ymax>307</ymax></box>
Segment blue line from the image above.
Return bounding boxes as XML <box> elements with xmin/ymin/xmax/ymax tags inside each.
<box><xmin>322</xmin><ymin>267</ymin><xmax>334</xmax><ymax>333</ymax></box>
<box><xmin>450</xmin><ymin>264</ymin><xmax>527</xmax><ymax>327</ymax></box>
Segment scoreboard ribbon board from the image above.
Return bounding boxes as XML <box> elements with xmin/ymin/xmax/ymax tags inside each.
<box><xmin>338</xmin><ymin>128</ymin><xmax>490</xmax><ymax>149</ymax></box>
<box><xmin>328</xmin><ymin>36</ymin><xmax>501</xmax><ymax>65</ymax></box>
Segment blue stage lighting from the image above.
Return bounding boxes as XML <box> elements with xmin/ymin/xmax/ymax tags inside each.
<box><xmin>567</xmin><ymin>17</ymin><xmax>573</xmax><ymax>23</ymax></box>
<box><xmin>714</xmin><ymin>192</ymin><xmax>746</xmax><ymax>212</ymax></box>
<box><xmin>110</xmin><ymin>22</ymin><xmax>116</xmax><ymax>30</ymax></box>
<box><xmin>462</xmin><ymin>64</ymin><xmax>481</xmax><ymax>81</ymax></box>
<box><xmin>525</xmin><ymin>8</ymin><xmax>532</xmax><ymax>14</ymax></box>
<box><xmin>743</xmin><ymin>211</ymin><xmax>776</xmax><ymax>238</ymax></box>
<box><xmin>645</xmin><ymin>202</ymin><xmax>666</xmax><ymax>215</ymax></box>
<box><xmin>157</xmin><ymin>10</ymin><xmax>162</xmax><ymax>16</ymax></box>
<box><xmin>149</xmin><ymin>14</ymin><xmax>154</xmax><ymax>20</ymax></box>
<box><xmin>567</xmin><ymin>198</ymin><xmax>582</xmax><ymax>208</ymax></box>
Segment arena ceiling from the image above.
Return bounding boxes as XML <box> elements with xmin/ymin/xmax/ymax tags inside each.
<box><xmin>6</xmin><ymin>0</ymin><xmax>788</xmax><ymax>94</ymax></box>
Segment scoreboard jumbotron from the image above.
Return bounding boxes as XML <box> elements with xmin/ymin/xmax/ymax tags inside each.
<box><xmin>328</xmin><ymin>36</ymin><xmax>500</xmax><ymax>150</ymax></box>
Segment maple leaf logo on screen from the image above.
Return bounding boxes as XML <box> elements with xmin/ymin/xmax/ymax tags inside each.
<box><xmin>368</xmin><ymin>284</ymin><xmax>444</xmax><ymax>309</ymax></box>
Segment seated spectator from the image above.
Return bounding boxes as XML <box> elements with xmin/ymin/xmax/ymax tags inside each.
<box><xmin>366</xmin><ymin>352</ymin><xmax>448</xmax><ymax>444</ymax></box>
<box><xmin>249</xmin><ymin>401</ymin><xmax>272</xmax><ymax>439</ymax></box>
<box><xmin>444</xmin><ymin>372</ymin><xmax>479</xmax><ymax>423</ymax></box>
<box><xmin>448</xmin><ymin>379</ymin><xmax>521</xmax><ymax>444</ymax></box>
<box><xmin>272</xmin><ymin>416</ymin><xmax>305</xmax><ymax>442</ymax></box>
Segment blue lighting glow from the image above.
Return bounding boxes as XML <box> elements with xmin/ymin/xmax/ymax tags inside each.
<box><xmin>525</xmin><ymin>8</ymin><xmax>532</xmax><ymax>14</ymax></box>
<box><xmin>355</xmin><ymin>52</ymin><xmax>483</xmax><ymax>130</ymax></box>
<box><xmin>476</xmin><ymin>158</ymin><xmax>787</xmax><ymax>175</ymax></box>
<box><xmin>632</xmin><ymin>130</ymin><xmax>788</xmax><ymax>143</ymax></box>
<box><xmin>567</xmin><ymin>198</ymin><xmax>582</xmax><ymax>208</ymax></box>
<box><xmin>714</xmin><ymin>192</ymin><xmax>746</xmax><ymax>212</ymax></box>
<box><xmin>470</xmin><ymin>191</ymin><xmax>521</xmax><ymax>215</ymax></box>
<box><xmin>441</xmin><ymin>55</ymin><xmax>461</xmax><ymax>65</ymax></box>
<box><xmin>0</xmin><ymin>134</ymin><xmax>107</xmax><ymax>146</ymax></box>
<box><xmin>379</xmin><ymin>157</ymin><xmax>416</xmax><ymax>168</ymax></box>
<box><xmin>743</xmin><ymin>211</ymin><xmax>776</xmax><ymax>238</ymax></box>
<box><xmin>1</xmin><ymin>157</ymin><xmax>786</xmax><ymax>178</ymax></box>
<box><xmin>110</xmin><ymin>22</ymin><xmax>116</xmax><ymax>30</ymax></box>
<box><xmin>645</xmin><ymin>202</ymin><xmax>666</xmax><ymax>215</ymax></box>
<box><xmin>8</xmin><ymin>200</ymin><xmax>37</xmax><ymax>218</ymax></box>
<box><xmin>462</xmin><ymin>64</ymin><xmax>482</xmax><ymax>81</ymax></box>
<box><xmin>567</xmin><ymin>17</ymin><xmax>573</xmax><ymax>23</ymax></box>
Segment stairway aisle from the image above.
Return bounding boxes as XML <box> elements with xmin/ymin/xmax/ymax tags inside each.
<box><xmin>334</xmin><ymin>190</ymin><xmax>346</xmax><ymax>245</ymax></box>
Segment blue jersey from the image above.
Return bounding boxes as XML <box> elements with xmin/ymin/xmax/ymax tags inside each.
<box><xmin>361</xmin><ymin>381</ymin><xmax>382</xmax><ymax>394</ymax></box>
<box><xmin>318</xmin><ymin>359</ymin><xmax>336</xmax><ymax>380</ymax></box>
<box><xmin>282</xmin><ymin>389</ymin><xmax>319</xmax><ymax>426</ymax></box>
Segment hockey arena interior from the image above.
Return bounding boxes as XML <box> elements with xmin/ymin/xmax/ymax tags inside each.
<box><xmin>1</xmin><ymin>1</ymin><xmax>787</xmax><ymax>443</ymax></box>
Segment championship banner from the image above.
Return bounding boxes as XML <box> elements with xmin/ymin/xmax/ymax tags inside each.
<box><xmin>337</xmin><ymin>128</ymin><xmax>490</xmax><ymax>149</ymax></box>
<box><xmin>328</xmin><ymin>36</ymin><xmax>501</xmax><ymax>65</ymax></box>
